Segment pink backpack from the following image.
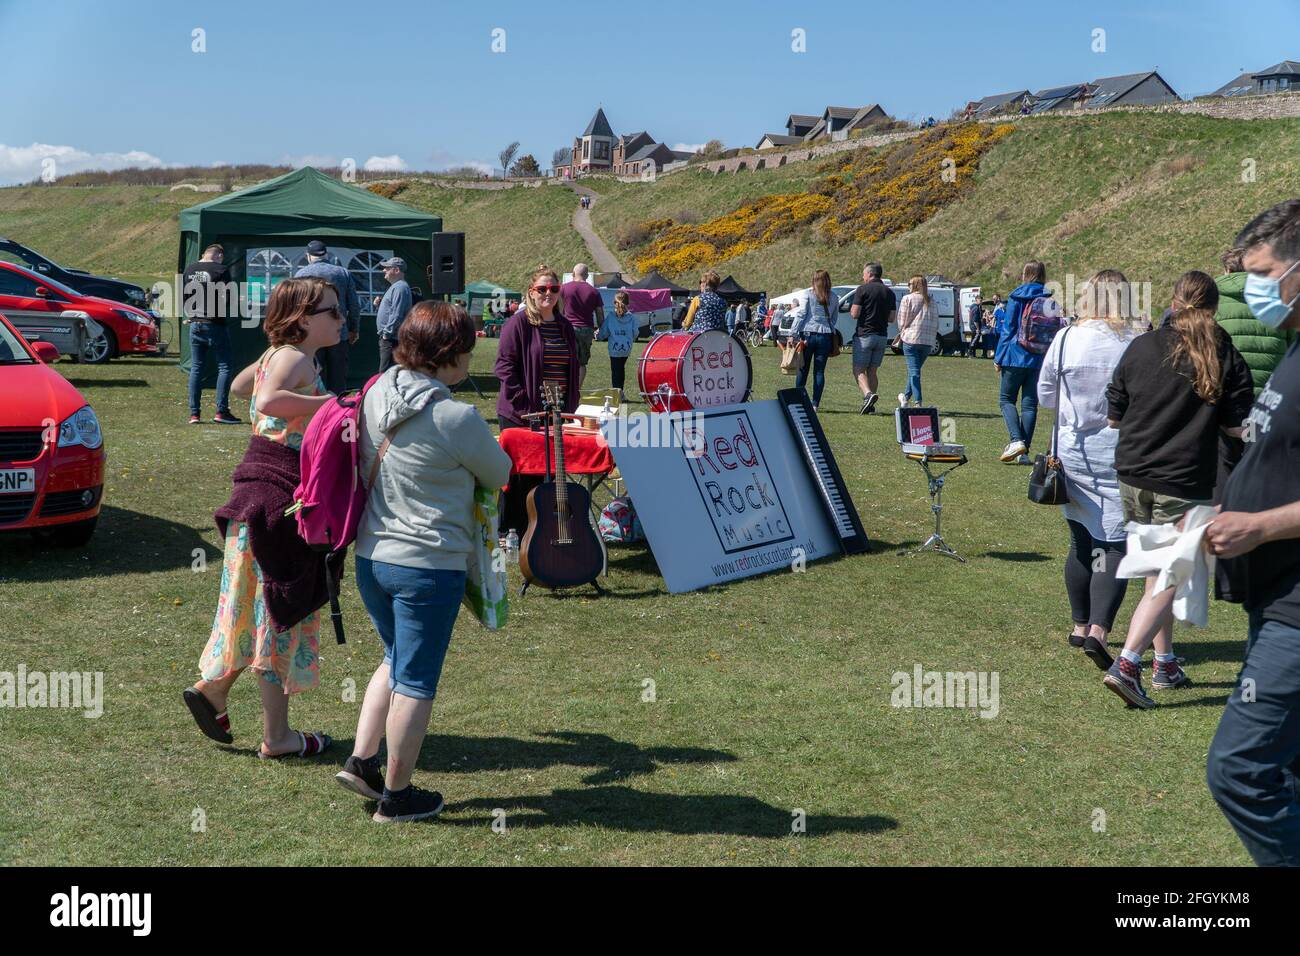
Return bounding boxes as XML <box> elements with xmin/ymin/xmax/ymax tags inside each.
<box><xmin>290</xmin><ymin>372</ymin><xmax>394</xmax><ymax>642</ymax></box>
<box><xmin>1015</xmin><ymin>295</ymin><xmax>1065</xmax><ymax>355</ymax></box>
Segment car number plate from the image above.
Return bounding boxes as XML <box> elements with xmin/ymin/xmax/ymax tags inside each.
<box><xmin>0</xmin><ymin>468</ymin><xmax>36</xmax><ymax>494</ymax></box>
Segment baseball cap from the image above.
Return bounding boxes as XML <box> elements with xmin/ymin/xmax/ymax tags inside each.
<box><xmin>305</xmin><ymin>240</ymin><xmax>328</xmax><ymax>256</ymax></box>
<box><xmin>377</xmin><ymin>257</ymin><xmax>406</xmax><ymax>271</ymax></box>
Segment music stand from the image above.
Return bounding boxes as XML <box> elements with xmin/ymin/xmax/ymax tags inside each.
<box><xmin>895</xmin><ymin>407</ymin><xmax>967</xmax><ymax>563</ymax></box>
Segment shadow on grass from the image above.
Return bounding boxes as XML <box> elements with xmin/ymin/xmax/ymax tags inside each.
<box><xmin>945</xmin><ymin>410</ymin><xmax>1003</xmax><ymax>420</ymax></box>
<box><xmin>0</xmin><ymin>505</ymin><xmax>218</xmax><ymax>580</ymax></box>
<box><xmin>1175</xmin><ymin>641</ymin><xmax>1249</xmax><ymax>667</ymax></box>
<box><xmin>442</xmin><ymin>786</ymin><xmax>898</xmax><ymax>837</ymax></box>
<box><xmin>418</xmin><ymin>730</ymin><xmax>735</xmax><ymax>785</ymax></box>
<box><xmin>982</xmin><ymin>550</ymin><xmax>1051</xmax><ymax>562</ymax></box>
<box><xmin>64</xmin><ymin>378</ymin><xmax>151</xmax><ymax>389</ymax></box>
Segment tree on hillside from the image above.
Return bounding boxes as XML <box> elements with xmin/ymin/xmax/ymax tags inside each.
<box><xmin>693</xmin><ymin>139</ymin><xmax>726</xmax><ymax>161</ymax></box>
<box><xmin>510</xmin><ymin>154</ymin><xmax>541</xmax><ymax>178</ymax></box>
<box><xmin>499</xmin><ymin>141</ymin><xmax>520</xmax><ymax>178</ymax></box>
<box><xmin>552</xmin><ymin>146</ymin><xmax>572</xmax><ymax>168</ymax></box>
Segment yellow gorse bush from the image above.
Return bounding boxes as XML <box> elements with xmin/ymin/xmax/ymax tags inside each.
<box><xmin>633</xmin><ymin>123</ymin><xmax>1013</xmax><ymax>277</ymax></box>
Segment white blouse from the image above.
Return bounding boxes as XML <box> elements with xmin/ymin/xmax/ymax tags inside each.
<box><xmin>1037</xmin><ymin>321</ymin><xmax>1139</xmax><ymax>431</ymax></box>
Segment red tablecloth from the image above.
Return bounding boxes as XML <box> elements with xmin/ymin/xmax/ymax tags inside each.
<box><xmin>499</xmin><ymin>426</ymin><xmax>615</xmax><ymax>477</ymax></box>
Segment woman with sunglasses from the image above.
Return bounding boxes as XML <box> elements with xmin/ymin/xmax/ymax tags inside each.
<box><xmin>494</xmin><ymin>264</ymin><xmax>581</xmax><ymax>533</ymax></box>
<box><xmin>182</xmin><ymin>277</ymin><xmax>342</xmax><ymax>758</ymax></box>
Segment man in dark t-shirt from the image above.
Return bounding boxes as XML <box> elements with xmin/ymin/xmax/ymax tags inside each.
<box><xmin>849</xmin><ymin>262</ymin><xmax>896</xmax><ymax>414</ymax></box>
<box><xmin>559</xmin><ymin>262</ymin><xmax>605</xmax><ymax>387</ymax></box>
<box><xmin>182</xmin><ymin>243</ymin><xmax>240</xmax><ymax>425</ymax></box>
<box><xmin>1205</xmin><ymin>198</ymin><xmax>1300</xmax><ymax>867</ymax></box>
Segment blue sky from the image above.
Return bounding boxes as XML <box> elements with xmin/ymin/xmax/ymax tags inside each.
<box><xmin>1</xmin><ymin>0</ymin><xmax>1297</xmax><ymax>184</ymax></box>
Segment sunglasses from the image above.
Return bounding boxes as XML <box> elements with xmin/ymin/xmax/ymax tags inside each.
<box><xmin>531</xmin><ymin>284</ymin><xmax>561</xmax><ymax>294</ymax></box>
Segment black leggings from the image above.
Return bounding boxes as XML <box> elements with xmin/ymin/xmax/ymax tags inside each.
<box><xmin>1064</xmin><ymin>519</ymin><xmax>1130</xmax><ymax>632</ymax></box>
<box><xmin>610</xmin><ymin>356</ymin><xmax>628</xmax><ymax>392</ymax></box>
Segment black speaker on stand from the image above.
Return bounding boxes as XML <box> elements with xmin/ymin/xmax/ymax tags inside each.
<box><xmin>430</xmin><ymin>232</ymin><xmax>465</xmax><ymax>297</ymax></box>
<box><xmin>428</xmin><ymin>232</ymin><xmax>482</xmax><ymax>398</ymax></box>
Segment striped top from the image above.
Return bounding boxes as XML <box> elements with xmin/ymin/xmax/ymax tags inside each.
<box><xmin>539</xmin><ymin>316</ymin><xmax>571</xmax><ymax>393</ymax></box>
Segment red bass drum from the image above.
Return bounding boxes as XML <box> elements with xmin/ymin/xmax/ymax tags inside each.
<box><xmin>637</xmin><ymin>329</ymin><xmax>752</xmax><ymax>412</ymax></box>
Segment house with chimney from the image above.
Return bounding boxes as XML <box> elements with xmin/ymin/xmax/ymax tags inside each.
<box><xmin>557</xmin><ymin>109</ymin><xmax>691</xmax><ymax>178</ymax></box>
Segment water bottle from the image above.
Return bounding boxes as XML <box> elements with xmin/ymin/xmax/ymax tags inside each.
<box><xmin>599</xmin><ymin>395</ymin><xmax>613</xmax><ymax>426</ymax></box>
<box><xmin>505</xmin><ymin>528</ymin><xmax>519</xmax><ymax>553</ymax></box>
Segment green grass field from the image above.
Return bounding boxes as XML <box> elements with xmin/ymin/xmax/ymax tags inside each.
<box><xmin>0</xmin><ymin>344</ymin><xmax>1255</xmax><ymax>865</ymax></box>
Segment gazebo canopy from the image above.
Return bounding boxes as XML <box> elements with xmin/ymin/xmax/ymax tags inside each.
<box><xmin>177</xmin><ymin>166</ymin><xmax>442</xmax><ymax>385</ymax></box>
<box><xmin>601</xmin><ymin>273</ymin><xmax>631</xmax><ymax>288</ymax></box>
<box><xmin>630</xmin><ymin>269</ymin><xmax>691</xmax><ymax>295</ymax></box>
<box><xmin>716</xmin><ymin>275</ymin><xmax>762</xmax><ymax>303</ymax></box>
<box><xmin>456</xmin><ymin>279</ymin><xmax>520</xmax><ymax>315</ymax></box>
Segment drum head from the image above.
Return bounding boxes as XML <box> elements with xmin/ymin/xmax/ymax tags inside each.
<box><xmin>680</xmin><ymin>330</ymin><xmax>751</xmax><ymax>409</ymax></box>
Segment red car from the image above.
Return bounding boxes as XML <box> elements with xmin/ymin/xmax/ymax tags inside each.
<box><xmin>0</xmin><ymin>310</ymin><xmax>105</xmax><ymax>545</ymax></box>
<box><xmin>0</xmin><ymin>260</ymin><xmax>161</xmax><ymax>364</ymax></box>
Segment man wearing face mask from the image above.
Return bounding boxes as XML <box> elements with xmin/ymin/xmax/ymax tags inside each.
<box><xmin>1205</xmin><ymin>198</ymin><xmax>1300</xmax><ymax>867</ymax></box>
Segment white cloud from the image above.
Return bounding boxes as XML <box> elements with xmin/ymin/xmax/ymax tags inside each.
<box><xmin>672</xmin><ymin>142</ymin><xmax>705</xmax><ymax>154</ymax></box>
<box><xmin>363</xmin><ymin>154</ymin><xmax>407</xmax><ymax>172</ymax></box>
<box><xmin>0</xmin><ymin>142</ymin><xmax>165</xmax><ymax>185</ymax></box>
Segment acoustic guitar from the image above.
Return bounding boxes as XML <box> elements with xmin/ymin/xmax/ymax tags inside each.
<box><xmin>519</xmin><ymin>383</ymin><xmax>605</xmax><ymax>592</ymax></box>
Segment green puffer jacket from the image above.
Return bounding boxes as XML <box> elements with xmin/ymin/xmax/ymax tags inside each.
<box><xmin>1215</xmin><ymin>272</ymin><xmax>1296</xmax><ymax>395</ymax></box>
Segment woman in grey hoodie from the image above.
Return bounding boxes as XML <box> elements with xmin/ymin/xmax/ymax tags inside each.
<box><xmin>335</xmin><ymin>302</ymin><xmax>512</xmax><ymax>823</ymax></box>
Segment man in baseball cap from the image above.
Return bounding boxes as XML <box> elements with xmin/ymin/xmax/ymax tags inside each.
<box><xmin>294</xmin><ymin>240</ymin><xmax>361</xmax><ymax>391</ymax></box>
<box><xmin>373</xmin><ymin>257</ymin><xmax>411</xmax><ymax>372</ymax></box>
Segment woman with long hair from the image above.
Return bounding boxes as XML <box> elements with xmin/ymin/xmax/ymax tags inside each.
<box><xmin>791</xmin><ymin>269</ymin><xmax>840</xmax><ymax>410</ymax></box>
<box><xmin>494</xmin><ymin>264</ymin><xmax>580</xmax><ymax>535</ymax></box>
<box><xmin>182</xmin><ymin>277</ymin><xmax>342</xmax><ymax>757</ymax></box>
<box><xmin>896</xmin><ymin>274</ymin><xmax>936</xmax><ymax>406</ymax></box>
<box><xmin>1037</xmin><ymin>270</ymin><xmax>1141</xmax><ymax>671</ymax></box>
<box><xmin>1102</xmin><ymin>270</ymin><xmax>1255</xmax><ymax>708</ymax></box>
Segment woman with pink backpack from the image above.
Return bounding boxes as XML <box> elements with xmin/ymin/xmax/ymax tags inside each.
<box><xmin>334</xmin><ymin>301</ymin><xmax>511</xmax><ymax>823</ymax></box>
<box><xmin>181</xmin><ymin>277</ymin><xmax>342</xmax><ymax>758</ymax></box>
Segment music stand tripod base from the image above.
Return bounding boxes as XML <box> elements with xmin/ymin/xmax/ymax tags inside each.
<box><xmin>898</xmin><ymin>453</ymin><xmax>967</xmax><ymax>563</ymax></box>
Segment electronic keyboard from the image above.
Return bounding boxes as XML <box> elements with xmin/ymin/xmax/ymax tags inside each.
<box><xmin>777</xmin><ymin>389</ymin><xmax>870</xmax><ymax>555</ymax></box>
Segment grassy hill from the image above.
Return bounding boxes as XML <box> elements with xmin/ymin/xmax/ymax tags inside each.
<box><xmin>0</xmin><ymin>179</ymin><xmax>584</xmax><ymax>294</ymax></box>
<box><xmin>588</xmin><ymin>112</ymin><xmax>1300</xmax><ymax>304</ymax></box>
<box><xmin>3</xmin><ymin>111</ymin><xmax>1298</xmax><ymax>309</ymax></box>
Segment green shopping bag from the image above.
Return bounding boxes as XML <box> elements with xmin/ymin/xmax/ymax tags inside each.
<box><xmin>463</xmin><ymin>485</ymin><xmax>508</xmax><ymax>630</ymax></box>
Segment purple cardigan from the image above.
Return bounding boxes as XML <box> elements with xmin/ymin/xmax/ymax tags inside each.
<box><xmin>495</xmin><ymin>310</ymin><xmax>580</xmax><ymax>423</ymax></box>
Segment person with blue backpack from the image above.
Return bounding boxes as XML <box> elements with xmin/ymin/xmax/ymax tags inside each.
<box><xmin>996</xmin><ymin>261</ymin><xmax>1055</xmax><ymax>464</ymax></box>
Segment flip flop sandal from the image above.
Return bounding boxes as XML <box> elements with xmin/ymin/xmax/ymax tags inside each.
<box><xmin>182</xmin><ymin>687</ymin><xmax>233</xmax><ymax>744</ymax></box>
<box><xmin>258</xmin><ymin>730</ymin><xmax>333</xmax><ymax>760</ymax></box>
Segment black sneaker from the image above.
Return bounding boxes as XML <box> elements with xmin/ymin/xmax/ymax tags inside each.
<box><xmin>373</xmin><ymin>785</ymin><xmax>445</xmax><ymax>823</ymax></box>
<box><xmin>1103</xmin><ymin>658</ymin><xmax>1155</xmax><ymax>709</ymax></box>
<box><xmin>863</xmin><ymin>393</ymin><xmax>879</xmax><ymax>415</ymax></box>
<box><xmin>1151</xmin><ymin>657</ymin><xmax>1192</xmax><ymax>689</ymax></box>
<box><xmin>1082</xmin><ymin>636</ymin><xmax>1115</xmax><ymax>672</ymax></box>
<box><xmin>335</xmin><ymin>753</ymin><xmax>384</xmax><ymax>800</ymax></box>
<box><xmin>213</xmin><ymin>411</ymin><xmax>243</xmax><ymax>425</ymax></box>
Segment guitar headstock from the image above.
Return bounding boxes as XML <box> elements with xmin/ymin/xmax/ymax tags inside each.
<box><xmin>542</xmin><ymin>381</ymin><xmax>564</xmax><ymax>410</ymax></box>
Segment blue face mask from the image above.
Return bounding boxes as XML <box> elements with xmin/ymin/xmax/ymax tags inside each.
<box><xmin>1243</xmin><ymin>257</ymin><xmax>1300</xmax><ymax>329</ymax></box>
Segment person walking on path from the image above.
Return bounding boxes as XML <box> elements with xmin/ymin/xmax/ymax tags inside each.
<box><xmin>996</xmin><ymin>261</ymin><xmax>1050</xmax><ymax>464</ymax></box>
<box><xmin>1102</xmin><ymin>270</ymin><xmax>1254</xmax><ymax>710</ymax></box>
<box><xmin>295</xmin><ymin>239</ymin><xmax>361</xmax><ymax>393</ymax></box>
<box><xmin>182</xmin><ymin>244</ymin><xmax>241</xmax><ymax>425</ymax></box>
<box><xmin>849</xmin><ymin>262</ymin><xmax>895</xmax><ymax>414</ymax></box>
<box><xmin>559</xmin><ymin>263</ymin><xmax>605</xmax><ymax>388</ymax></box>
<box><xmin>790</xmin><ymin>269</ymin><xmax>840</xmax><ymax>410</ymax></box>
<box><xmin>181</xmin><ymin>277</ymin><xmax>342</xmax><ymax>758</ymax></box>
<box><xmin>1037</xmin><ymin>270</ymin><xmax>1141</xmax><ymax>672</ymax></box>
<box><xmin>374</xmin><ymin>257</ymin><xmax>412</xmax><ymax>373</ymax></box>
<box><xmin>896</xmin><ymin>275</ymin><xmax>936</xmax><ymax>407</ymax></box>
<box><xmin>1205</xmin><ymin>197</ymin><xmax>1300</xmax><ymax>865</ymax></box>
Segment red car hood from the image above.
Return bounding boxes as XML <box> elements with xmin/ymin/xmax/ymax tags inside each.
<box><xmin>0</xmin><ymin>361</ymin><xmax>88</xmax><ymax>426</ymax></box>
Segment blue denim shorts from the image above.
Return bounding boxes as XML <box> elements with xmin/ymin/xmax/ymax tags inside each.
<box><xmin>853</xmin><ymin>333</ymin><xmax>888</xmax><ymax>368</ymax></box>
<box><xmin>355</xmin><ymin>557</ymin><xmax>466</xmax><ymax>700</ymax></box>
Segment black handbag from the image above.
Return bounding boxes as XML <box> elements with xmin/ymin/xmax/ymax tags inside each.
<box><xmin>1028</xmin><ymin>327</ymin><xmax>1070</xmax><ymax>505</ymax></box>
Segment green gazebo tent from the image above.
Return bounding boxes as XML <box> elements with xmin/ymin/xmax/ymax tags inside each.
<box><xmin>177</xmin><ymin>166</ymin><xmax>442</xmax><ymax>385</ymax></box>
<box><xmin>455</xmin><ymin>279</ymin><xmax>520</xmax><ymax>318</ymax></box>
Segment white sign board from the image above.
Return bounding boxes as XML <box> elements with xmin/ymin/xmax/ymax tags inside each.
<box><xmin>603</xmin><ymin>401</ymin><xmax>840</xmax><ymax>593</ymax></box>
